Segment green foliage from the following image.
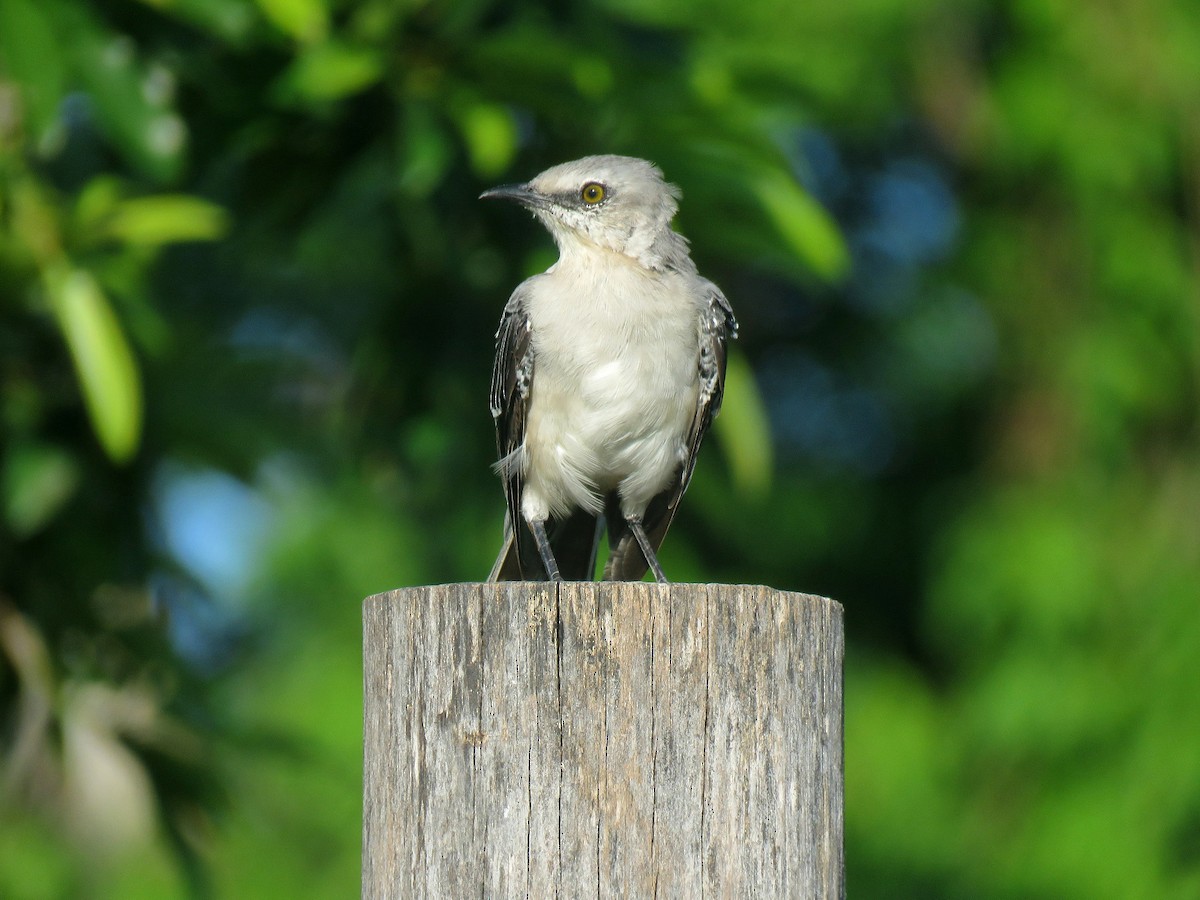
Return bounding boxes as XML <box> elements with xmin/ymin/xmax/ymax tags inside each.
<box><xmin>2</xmin><ymin>0</ymin><xmax>1199</xmax><ymax>896</ymax></box>
<box><xmin>714</xmin><ymin>351</ymin><xmax>774</xmax><ymax>498</ymax></box>
<box><xmin>45</xmin><ymin>266</ymin><xmax>143</xmax><ymax>462</ymax></box>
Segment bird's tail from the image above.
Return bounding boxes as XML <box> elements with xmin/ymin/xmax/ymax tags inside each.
<box><xmin>488</xmin><ymin>511</ymin><xmax>603</xmax><ymax>581</ymax></box>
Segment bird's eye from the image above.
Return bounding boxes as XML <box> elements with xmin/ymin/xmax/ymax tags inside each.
<box><xmin>581</xmin><ymin>182</ymin><xmax>606</xmax><ymax>205</ymax></box>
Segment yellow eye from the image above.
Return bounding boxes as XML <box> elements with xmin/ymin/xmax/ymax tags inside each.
<box><xmin>581</xmin><ymin>182</ymin><xmax>606</xmax><ymax>205</ymax></box>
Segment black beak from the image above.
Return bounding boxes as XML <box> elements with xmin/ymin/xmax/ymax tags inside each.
<box><xmin>479</xmin><ymin>183</ymin><xmax>547</xmax><ymax>209</ymax></box>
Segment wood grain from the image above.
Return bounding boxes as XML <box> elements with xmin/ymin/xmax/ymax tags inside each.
<box><xmin>363</xmin><ymin>583</ymin><xmax>843</xmax><ymax>898</ymax></box>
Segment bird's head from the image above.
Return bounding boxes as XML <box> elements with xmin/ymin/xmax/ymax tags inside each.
<box><xmin>480</xmin><ymin>155</ymin><xmax>689</xmax><ymax>270</ymax></box>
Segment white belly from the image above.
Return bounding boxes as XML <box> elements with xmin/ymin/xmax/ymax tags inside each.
<box><xmin>518</xmin><ymin>263</ymin><xmax>701</xmax><ymax>522</ymax></box>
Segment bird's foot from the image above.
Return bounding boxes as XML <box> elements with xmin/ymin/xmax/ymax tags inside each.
<box><xmin>530</xmin><ymin>519</ymin><xmax>563</xmax><ymax>582</ymax></box>
<box><xmin>626</xmin><ymin>515</ymin><xmax>669</xmax><ymax>584</ymax></box>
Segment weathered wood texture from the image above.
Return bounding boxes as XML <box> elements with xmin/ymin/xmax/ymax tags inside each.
<box><xmin>363</xmin><ymin>583</ymin><xmax>843</xmax><ymax>899</ymax></box>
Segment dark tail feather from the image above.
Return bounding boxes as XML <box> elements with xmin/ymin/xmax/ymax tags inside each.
<box><xmin>552</xmin><ymin>511</ymin><xmax>603</xmax><ymax>580</ymax></box>
<box><xmin>488</xmin><ymin>510</ymin><xmax>602</xmax><ymax>581</ymax></box>
<box><xmin>487</xmin><ymin>516</ymin><xmax>523</xmax><ymax>581</ymax></box>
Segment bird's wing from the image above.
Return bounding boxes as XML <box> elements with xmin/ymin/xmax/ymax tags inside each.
<box><xmin>682</xmin><ymin>280</ymin><xmax>738</xmax><ymax>490</ymax></box>
<box><xmin>488</xmin><ymin>285</ymin><xmax>536</xmax><ymax>579</ymax></box>
<box><xmin>488</xmin><ymin>284</ymin><xmax>604</xmax><ymax>581</ymax></box>
<box><xmin>604</xmin><ymin>281</ymin><xmax>738</xmax><ymax>580</ymax></box>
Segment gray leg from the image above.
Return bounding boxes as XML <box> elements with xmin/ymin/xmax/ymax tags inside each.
<box><xmin>529</xmin><ymin>519</ymin><xmax>562</xmax><ymax>582</ymax></box>
<box><xmin>626</xmin><ymin>515</ymin><xmax>668</xmax><ymax>584</ymax></box>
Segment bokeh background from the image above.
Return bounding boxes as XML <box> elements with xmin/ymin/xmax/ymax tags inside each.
<box><xmin>2</xmin><ymin>0</ymin><xmax>1199</xmax><ymax>896</ymax></box>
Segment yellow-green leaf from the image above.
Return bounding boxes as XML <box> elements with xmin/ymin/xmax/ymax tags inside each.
<box><xmin>456</xmin><ymin>102</ymin><xmax>518</xmax><ymax>179</ymax></box>
<box><xmin>750</xmin><ymin>169</ymin><xmax>849</xmax><ymax>281</ymax></box>
<box><xmin>102</xmin><ymin>194</ymin><xmax>229</xmax><ymax>246</ymax></box>
<box><xmin>74</xmin><ymin>176</ymin><xmax>124</xmax><ymax>234</ymax></box>
<box><xmin>713</xmin><ymin>350</ymin><xmax>773</xmax><ymax>497</ymax></box>
<box><xmin>254</xmin><ymin>0</ymin><xmax>328</xmax><ymax>43</ymax></box>
<box><xmin>275</xmin><ymin>41</ymin><xmax>383</xmax><ymax>103</ymax></box>
<box><xmin>46</xmin><ymin>268</ymin><xmax>143</xmax><ymax>463</ymax></box>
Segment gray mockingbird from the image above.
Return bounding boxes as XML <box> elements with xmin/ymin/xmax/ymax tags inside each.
<box><xmin>481</xmin><ymin>155</ymin><xmax>737</xmax><ymax>582</ymax></box>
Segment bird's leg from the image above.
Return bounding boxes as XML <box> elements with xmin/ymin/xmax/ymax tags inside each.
<box><xmin>529</xmin><ymin>519</ymin><xmax>563</xmax><ymax>582</ymax></box>
<box><xmin>626</xmin><ymin>515</ymin><xmax>669</xmax><ymax>584</ymax></box>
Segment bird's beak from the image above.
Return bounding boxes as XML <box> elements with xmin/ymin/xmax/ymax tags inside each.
<box><xmin>479</xmin><ymin>182</ymin><xmax>547</xmax><ymax>209</ymax></box>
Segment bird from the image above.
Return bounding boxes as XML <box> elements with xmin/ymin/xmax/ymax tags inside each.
<box><xmin>481</xmin><ymin>155</ymin><xmax>737</xmax><ymax>583</ymax></box>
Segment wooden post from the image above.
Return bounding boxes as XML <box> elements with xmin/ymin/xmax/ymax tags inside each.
<box><xmin>363</xmin><ymin>583</ymin><xmax>843</xmax><ymax>898</ymax></box>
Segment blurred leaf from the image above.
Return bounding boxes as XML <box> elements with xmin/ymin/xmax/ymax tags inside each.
<box><xmin>144</xmin><ymin>0</ymin><xmax>258</xmax><ymax>43</ymax></box>
<box><xmin>101</xmin><ymin>195</ymin><xmax>230</xmax><ymax>247</ymax></box>
<box><xmin>3</xmin><ymin>442</ymin><xmax>81</xmax><ymax>537</ymax></box>
<box><xmin>959</xmin><ymin>647</ymin><xmax>1126</xmax><ymax>759</ymax></box>
<box><xmin>846</xmin><ymin>658</ymin><xmax>960</xmax><ymax>869</ymax></box>
<box><xmin>73</xmin><ymin>176</ymin><xmax>123</xmax><ymax>234</ymax></box>
<box><xmin>45</xmin><ymin>267</ymin><xmax>143</xmax><ymax>463</ymax></box>
<box><xmin>0</xmin><ymin>0</ymin><xmax>67</xmax><ymax>143</ymax></box>
<box><xmin>929</xmin><ymin>487</ymin><xmax>1103</xmax><ymax>662</ymax></box>
<box><xmin>253</xmin><ymin>0</ymin><xmax>327</xmax><ymax>43</ymax></box>
<box><xmin>571</xmin><ymin>57</ymin><xmax>614</xmax><ymax>98</ymax></box>
<box><xmin>0</xmin><ymin>816</ymin><xmax>77</xmax><ymax>900</ymax></box>
<box><xmin>274</xmin><ymin>40</ymin><xmax>383</xmax><ymax>103</ymax></box>
<box><xmin>748</xmin><ymin>167</ymin><xmax>849</xmax><ymax>281</ymax></box>
<box><xmin>713</xmin><ymin>350</ymin><xmax>773</xmax><ymax>497</ymax></box>
<box><xmin>454</xmin><ymin>101</ymin><xmax>518</xmax><ymax>178</ymax></box>
<box><xmin>396</xmin><ymin>106</ymin><xmax>452</xmax><ymax>197</ymax></box>
<box><xmin>72</xmin><ymin>179</ymin><xmax>228</xmax><ymax>248</ymax></box>
<box><xmin>8</xmin><ymin>175</ymin><xmax>62</xmax><ymax>265</ymax></box>
<box><xmin>64</xmin><ymin>10</ymin><xmax>186</xmax><ymax>182</ymax></box>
